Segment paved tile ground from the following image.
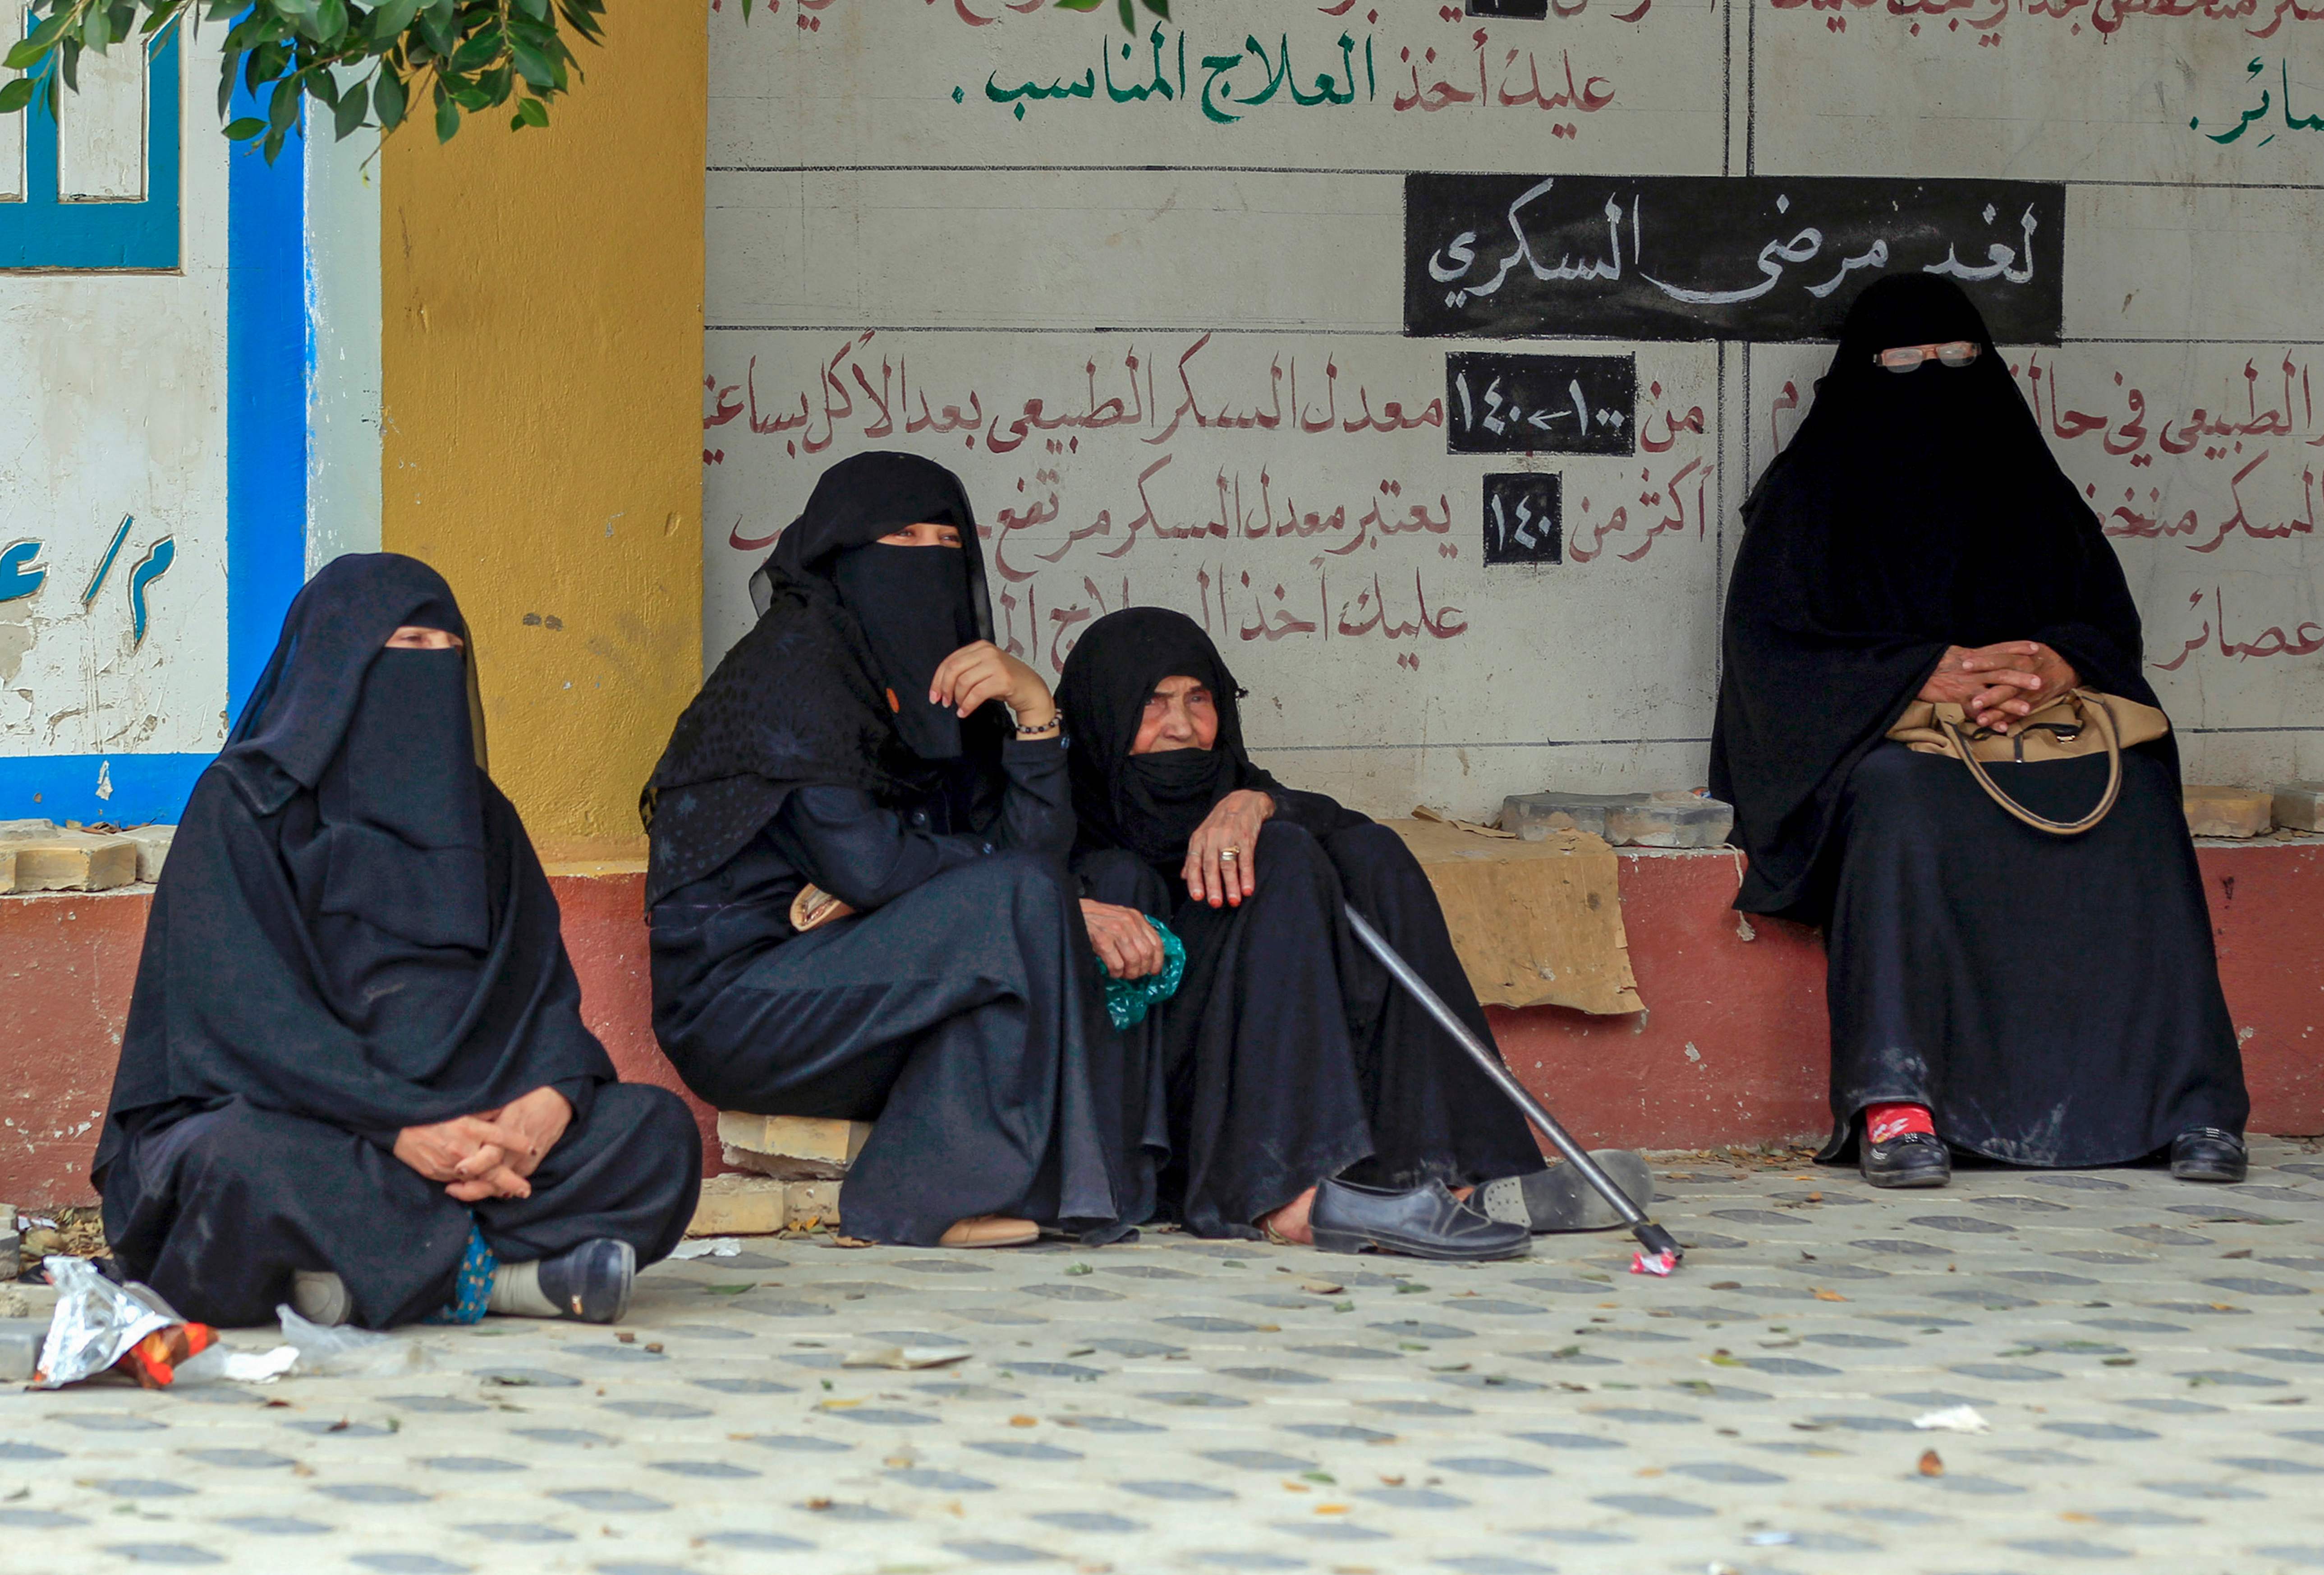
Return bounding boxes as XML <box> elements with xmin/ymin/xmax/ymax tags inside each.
<box><xmin>5</xmin><ymin>1142</ymin><xmax>2323</xmax><ymax>1575</ymax></box>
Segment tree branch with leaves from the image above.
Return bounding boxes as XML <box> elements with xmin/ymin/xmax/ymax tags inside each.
<box><xmin>0</xmin><ymin>0</ymin><xmax>606</xmax><ymax>161</ymax></box>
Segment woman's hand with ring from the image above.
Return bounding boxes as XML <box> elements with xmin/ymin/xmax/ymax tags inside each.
<box><xmin>1183</xmin><ymin>789</ymin><xmax>1272</xmax><ymax>908</ymax></box>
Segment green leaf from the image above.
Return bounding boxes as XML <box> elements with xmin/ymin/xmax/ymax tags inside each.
<box><xmin>1141</xmin><ymin>0</ymin><xmax>1168</xmax><ymax>17</ymax></box>
<box><xmin>1053</xmin><ymin>0</ymin><xmax>1104</xmax><ymax>9</ymax></box>
<box><xmin>331</xmin><ymin>75</ymin><xmax>366</xmax><ymax>138</ymax></box>
<box><xmin>1116</xmin><ymin>0</ymin><xmax>1133</xmax><ymax>28</ymax></box>
<box><xmin>223</xmin><ymin>114</ymin><xmax>266</xmax><ymax>139</ymax></box>
<box><xmin>515</xmin><ymin>0</ymin><xmax>549</xmax><ymax>18</ymax></box>
<box><xmin>85</xmin><ymin>9</ymin><xmax>113</xmax><ymax>53</ymax></box>
<box><xmin>0</xmin><ymin>77</ymin><xmax>34</xmax><ymax>115</ymax></box>
<box><xmin>509</xmin><ymin>40</ymin><xmax>554</xmax><ymax>89</ymax></box>
<box><xmin>433</xmin><ymin>87</ymin><xmax>459</xmax><ymax>142</ymax></box>
<box><xmin>370</xmin><ymin>0</ymin><xmax>425</xmax><ymax>41</ymax></box>
<box><xmin>2</xmin><ymin>39</ymin><xmax>48</xmax><ymax>71</ymax></box>
<box><xmin>268</xmin><ymin>74</ymin><xmax>301</xmax><ymax>130</ymax></box>
<box><xmin>372</xmin><ymin>65</ymin><xmax>407</xmax><ymax>129</ymax></box>
<box><xmin>511</xmin><ymin>94</ymin><xmax>546</xmax><ymax>129</ymax></box>
<box><xmin>59</xmin><ymin>39</ymin><xmax>79</xmax><ymax>95</ymax></box>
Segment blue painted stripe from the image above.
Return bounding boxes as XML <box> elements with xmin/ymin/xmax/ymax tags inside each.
<box><xmin>225</xmin><ymin>91</ymin><xmax>309</xmax><ymax>737</ymax></box>
<box><xmin>0</xmin><ymin>752</ymin><xmax>207</xmax><ymax>826</ymax></box>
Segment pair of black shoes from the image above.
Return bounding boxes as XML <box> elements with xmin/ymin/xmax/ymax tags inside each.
<box><xmin>1860</xmin><ymin>1125</ymin><xmax>2250</xmax><ymax>1188</ymax></box>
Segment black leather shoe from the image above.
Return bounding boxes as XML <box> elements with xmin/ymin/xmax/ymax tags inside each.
<box><xmin>1860</xmin><ymin>1131</ymin><xmax>1951</xmax><ymax>1189</ymax></box>
<box><xmin>2170</xmin><ymin>1127</ymin><xmax>2247</xmax><ymax>1183</ymax></box>
<box><xmin>537</xmin><ymin>1239</ymin><xmax>636</xmax><ymax>1322</ymax></box>
<box><xmin>1309</xmin><ymin>1178</ymin><xmax>1530</xmax><ymax>1262</ymax></box>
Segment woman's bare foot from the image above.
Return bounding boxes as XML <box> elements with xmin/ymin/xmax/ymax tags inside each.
<box><xmin>1258</xmin><ymin>1187</ymin><xmax>1318</xmax><ymax>1245</ymax></box>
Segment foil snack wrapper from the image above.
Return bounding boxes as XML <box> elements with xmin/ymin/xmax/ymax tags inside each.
<box><xmin>33</xmin><ymin>1256</ymin><xmax>180</xmax><ymax>1389</ymax></box>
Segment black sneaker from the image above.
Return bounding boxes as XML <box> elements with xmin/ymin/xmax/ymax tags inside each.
<box><xmin>536</xmin><ymin>1239</ymin><xmax>636</xmax><ymax>1322</ymax></box>
<box><xmin>1860</xmin><ymin>1130</ymin><xmax>1951</xmax><ymax>1189</ymax></box>
<box><xmin>2169</xmin><ymin>1127</ymin><xmax>2247</xmax><ymax>1183</ymax></box>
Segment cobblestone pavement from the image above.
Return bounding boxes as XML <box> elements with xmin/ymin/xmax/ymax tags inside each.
<box><xmin>5</xmin><ymin>1142</ymin><xmax>2323</xmax><ymax>1575</ymax></box>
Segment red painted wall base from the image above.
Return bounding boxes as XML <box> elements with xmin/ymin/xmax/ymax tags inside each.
<box><xmin>6</xmin><ymin>845</ymin><xmax>2317</xmax><ymax>1208</ymax></box>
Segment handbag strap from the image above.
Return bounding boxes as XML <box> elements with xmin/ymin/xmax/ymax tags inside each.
<box><xmin>1941</xmin><ymin>696</ymin><xmax>2122</xmax><ymax>836</ymax></box>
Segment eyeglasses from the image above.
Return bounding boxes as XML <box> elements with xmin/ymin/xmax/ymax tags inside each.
<box><xmin>1874</xmin><ymin>341</ymin><xmax>1981</xmax><ymax>372</ymax></box>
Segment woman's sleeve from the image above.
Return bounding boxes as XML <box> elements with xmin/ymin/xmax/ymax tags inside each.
<box><xmin>991</xmin><ymin>735</ymin><xmax>1075</xmax><ymax>857</ymax></box>
<box><xmin>767</xmin><ymin>784</ymin><xmax>994</xmax><ymax>911</ymax></box>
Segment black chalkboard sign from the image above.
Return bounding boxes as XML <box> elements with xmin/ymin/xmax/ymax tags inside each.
<box><xmin>1466</xmin><ymin>0</ymin><xmax>1550</xmax><ymax>15</ymax></box>
<box><xmin>1405</xmin><ymin>174</ymin><xmax>2065</xmax><ymax>343</ymax></box>
<box><xmin>1483</xmin><ymin>472</ymin><xmax>1562</xmax><ymax>565</ymax></box>
<box><xmin>1447</xmin><ymin>352</ymin><xmax>1635</xmax><ymax>456</ymax></box>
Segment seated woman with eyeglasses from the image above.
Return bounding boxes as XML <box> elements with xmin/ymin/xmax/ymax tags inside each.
<box><xmin>1711</xmin><ymin>275</ymin><xmax>2249</xmax><ymax>1190</ymax></box>
<box><xmin>1055</xmin><ymin>608</ymin><xmax>1653</xmax><ymax>1261</ymax></box>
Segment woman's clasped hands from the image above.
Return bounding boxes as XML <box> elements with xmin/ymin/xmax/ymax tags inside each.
<box><xmin>392</xmin><ymin>1085</ymin><xmax>574</xmax><ymax>1202</ymax></box>
<box><xmin>1918</xmin><ymin>641</ymin><xmax>2080</xmax><ymax>733</ymax></box>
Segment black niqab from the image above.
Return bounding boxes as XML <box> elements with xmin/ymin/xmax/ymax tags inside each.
<box><xmin>1708</xmin><ymin>275</ymin><xmax>2161</xmax><ymax>923</ymax></box>
<box><xmin>96</xmin><ymin>554</ymin><xmax>615</xmax><ymax>1179</ymax></box>
<box><xmin>1056</xmin><ymin>608</ymin><xmax>1284</xmax><ymax>866</ymax></box>
<box><xmin>643</xmin><ymin>452</ymin><xmax>999</xmax><ymax>905</ymax></box>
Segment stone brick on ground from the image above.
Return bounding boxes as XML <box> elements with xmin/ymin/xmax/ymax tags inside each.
<box><xmin>0</xmin><ymin>825</ymin><xmax>138</xmax><ymax>891</ymax></box>
<box><xmin>688</xmin><ymin>1174</ymin><xmax>842</xmax><ymax>1236</ymax></box>
<box><xmin>2184</xmin><ymin>783</ymin><xmax>2274</xmax><ymax>838</ymax></box>
<box><xmin>718</xmin><ymin>1111</ymin><xmax>873</xmax><ymax>1179</ymax></box>
<box><xmin>119</xmin><ymin>824</ymin><xmax>174</xmax><ymax>883</ymax></box>
<box><xmin>1503</xmin><ymin>788</ymin><xmax>1734</xmax><ymax>848</ymax></box>
<box><xmin>2273</xmin><ymin>782</ymin><xmax>2324</xmax><ymax>833</ymax></box>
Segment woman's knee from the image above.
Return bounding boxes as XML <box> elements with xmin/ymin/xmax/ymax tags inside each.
<box><xmin>1075</xmin><ymin>848</ymin><xmax>1168</xmax><ymax>913</ymax></box>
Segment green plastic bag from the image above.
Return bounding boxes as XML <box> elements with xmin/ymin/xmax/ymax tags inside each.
<box><xmin>1098</xmin><ymin>916</ymin><xmax>1185</xmax><ymax>1031</ymax></box>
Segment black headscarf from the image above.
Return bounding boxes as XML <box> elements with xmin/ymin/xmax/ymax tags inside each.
<box><xmin>642</xmin><ymin>452</ymin><xmax>1000</xmax><ymax>905</ymax></box>
<box><xmin>96</xmin><ymin>554</ymin><xmax>614</xmax><ymax>1178</ymax></box>
<box><xmin>1708</xmin><ymin>275</ymin><xmax>2161</xmax><ymax>924</ymax></box>
<box><xmin>1056</xmin><ymin>608</ymin><xmax>1301</xmax><ymax>866</ymax></box>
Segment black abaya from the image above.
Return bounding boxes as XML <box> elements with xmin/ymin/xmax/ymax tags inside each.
<box><xmin>644</xmin><ymin>453</ymin><xmax>1149</xmax><ymax>1245</ymax></box>
<box><xmin>1059</xmin><ymin>609</ymin><xmax>1542</xmax><ymax>1237</ymax></box>
<box><xmin>98</xmin><ymin>554</ymin><xmax>699</xmax><ymax>1328</ymax></box>
<box><xmin>1709</xmin><ymin>277</ymin><xmax>2248</xmax><ymax>1161</ymax></box>
<box><xmin>1818</xmin><ymin>747</ymin><xmax>2245</xmax><ymax>1165</ymax></box>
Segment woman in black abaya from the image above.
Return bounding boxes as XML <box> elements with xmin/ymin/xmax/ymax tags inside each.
<box><xmin>1057</xmin><ymin>608</ymin><xmax>1643</xmax><ymax>1260</ymax></box>
<box><xmin>1710</xmin><ymin>274</ymin><xmax>2248</xmax><ymax>1188</ymax></box>
<box><xmin>98</xmin><ymin>554</ymin><xmax>701</xmax><ymax>1330</ymax></box>
<box><xmin>643</xmin><ymin>452</ymin><xmax>1149</xmax><ymax>1248</ymax></box>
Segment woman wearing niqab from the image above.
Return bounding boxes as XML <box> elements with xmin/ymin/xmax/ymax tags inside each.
<box><xmin>1711</xmin><ymin>275</ymin><xmax>2249</xmax><ymax>1188</ymax></box>
<box><xmin>98</xmin><ymin>554</ymin><xmax>702</xmax><ymax>1330</ymax></box>
<box><xmin>1056</xmin><ymin>608</ymin><xmax>1649</xmax><ymax>1259</ymax></box>
<box><xmin>643</xmin><ymin>452</ymin><xmax>1149</xmax><ymax>1248</ymax></box>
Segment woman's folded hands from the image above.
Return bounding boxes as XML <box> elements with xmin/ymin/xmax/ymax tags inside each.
<box><xmin>1919</xmin><ymin>641</ymin><xmax>2080</xmax><ymax>732</ymax></box>
<box><xmin>392</xmin><ymin>1085</ymin><xmax>575</xmax><ymax>1202</ymax></box>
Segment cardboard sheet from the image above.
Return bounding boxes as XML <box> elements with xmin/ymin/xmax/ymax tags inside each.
<box><xmin>1383</xmin><ymin>816</ymin><xmax>1644</xmax><ymax>1017</ymax></box>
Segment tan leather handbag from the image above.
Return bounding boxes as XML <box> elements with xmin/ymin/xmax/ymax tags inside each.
<box><xmin>1886</xmin><ymin>687</ymin><xmax>2170</xmax><ymax>836</ymax></box>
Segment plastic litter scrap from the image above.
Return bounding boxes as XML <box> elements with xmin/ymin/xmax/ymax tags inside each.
<box><xmin>1629</xmin><ymin>1248</ymin><xmax>1678</xmax><ymax>1276</ymax></box>
<box><xmin>671</xmin><ymin>1238</ymin><xmax>743</xmax><ymax>1260</ymax></box>
<box><xmin>1912</xmin><ymin>1404</ymin><xmax>1990</xmax><ymax>1433</ymax></box>
<box><xmin>276</xmin><ymin>1304</ymin><xmax>432</xmax><ymax>1377</ymax></box>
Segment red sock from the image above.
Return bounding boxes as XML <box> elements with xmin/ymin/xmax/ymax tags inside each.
<box><xmin>1866</xmin><ymin>1102</ymin><xmax>1935</xmax><ymax>1145</ymax></box>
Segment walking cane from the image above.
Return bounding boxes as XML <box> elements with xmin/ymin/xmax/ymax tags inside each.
<box><xmin>1341</xmin><ymin>904</ymin><xmax>1685</xmax><ymax>1269</ymax></box>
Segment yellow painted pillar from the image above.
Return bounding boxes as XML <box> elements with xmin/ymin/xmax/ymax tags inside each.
<box><xmin>380</xmin><ymin>3</ymin><xmax>704</xmax><ymax>856</ymax></box>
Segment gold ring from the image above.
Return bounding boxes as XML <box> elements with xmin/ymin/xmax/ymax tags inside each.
<box><xmin>1219</xmin><ymin>846</ymin><xmax>1240</xmax><ymax>861</ymax></box>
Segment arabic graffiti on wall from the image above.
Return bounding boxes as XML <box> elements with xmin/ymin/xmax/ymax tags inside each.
<box><xmin>1405</xmin><ymin>174</ymin><xmax>2066</xmax><ymax>342</ymax></box>
<box><xmin>707</xmin><ymin>0</ymin><xmax>2324</xmax><ymax>809</ymax></box>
